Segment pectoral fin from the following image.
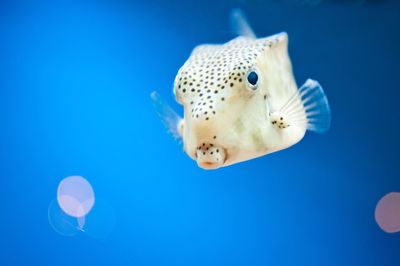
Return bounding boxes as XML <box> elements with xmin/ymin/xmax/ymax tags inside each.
<box><xmin>271</xmin><ymin>79</ymin><xmax>331</xmax><ymax>133</ymax></box>
<box><xmin>150</xmin><ymin>91</ymin><xmax>184</xmax><ymax>142</ymax></box>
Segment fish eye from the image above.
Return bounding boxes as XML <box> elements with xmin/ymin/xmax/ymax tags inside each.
<box><xmin>246</xmin><ymin>70</ymin><xmax>259</xmax><ymax>90</ymax></box>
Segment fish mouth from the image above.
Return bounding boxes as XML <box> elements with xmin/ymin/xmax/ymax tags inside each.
<box><xmin>195</xmin><ymin>144</ymin><xmax>227</xmax><ymax>170</ymax></box>
<box><xmin>197</xmin><ymin>161</ymin><xmax>223</xmax><ymax>170</ymax></box>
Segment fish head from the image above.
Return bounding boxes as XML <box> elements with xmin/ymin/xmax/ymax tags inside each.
<box><xmin>174</xmin><ymin>33</ymin><xmax>295</xmax><ymax>169</ymax></box>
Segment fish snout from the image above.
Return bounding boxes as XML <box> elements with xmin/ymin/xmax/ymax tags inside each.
<box><xmin>196</xmin><ymin>143</ymin><xmax>226</xmax><ymax>170</ymax></box>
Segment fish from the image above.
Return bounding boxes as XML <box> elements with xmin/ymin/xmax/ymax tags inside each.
<box><xmin>151</xmin><ymin>9</ymin><xmax>331</xmax><ymax>170</ymax></box>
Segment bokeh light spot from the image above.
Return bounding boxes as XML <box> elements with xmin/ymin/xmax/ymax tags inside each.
<box><xmin>50</xmin><ymin>176</ymin><xmax>115</xmax><ymax>238</ymax></box>
<box><xmin>375</xmin><ymin>192</ymin><xmax>400</xmax><ymax>233</ymax></box>
<box><xmin>57</xmin><ymin>176</ymin><xmax>95</xmax><ymax>218</ymax></box>
<box><xmin>48</xmin><ymin>199</ymin><xmax>85</xmax><ymax>237</ymax></box>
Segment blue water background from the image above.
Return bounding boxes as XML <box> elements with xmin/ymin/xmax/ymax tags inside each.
<box><xmin>0</xmin><ymin>0</ymin><xmax>399</xmax><ymax>265</ymax></box>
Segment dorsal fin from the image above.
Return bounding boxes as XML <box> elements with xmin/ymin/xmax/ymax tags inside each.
<box><xmin>230</xmin><ymin>9</ymin><xmax>256</xmax><ymax>38</ymax></box>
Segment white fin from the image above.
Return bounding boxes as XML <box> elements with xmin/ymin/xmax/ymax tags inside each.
<box><xmin>230</xmin><ymin>9</ymin><xmax>256</xmax><ymax>38</ymax></box>
<box><xmin>150</xmin><ymin>91</ymin><xmax>183</xmax><ymax>141</ymax></box>
<box><xmin>280</xmin><ymin>79</ymin><xmax>331</xmax><ymax>133</ymax></box>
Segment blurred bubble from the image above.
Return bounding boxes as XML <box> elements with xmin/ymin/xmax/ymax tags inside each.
<box><xmin>83</xmin><ymin>198</ymin><xmax>116</xmax><ymax>240</ymax></box>
<box><xmin>48</xmin><ymin>199</ymin><xmax>85</xmax><ymax>236</ymax></box>
<box><xmin>49</xmin><ymin>176</ymin><xmax>115</xmax><ymax>239</ymax></box>
<box><xmin>375</xmin><ymin>192</ymin><xmax>400</xmax><ymax>233</ymax></box>
<box><xmin>57</xmin><ymin>176</ymin><xmax>95</xmax><ymax>218</ymax></box>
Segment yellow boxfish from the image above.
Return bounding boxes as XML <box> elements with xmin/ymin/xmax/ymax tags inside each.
<box><xmin>152</xmin><ymin>9</ymin><xmax>331</xmax><ymax>170</ymax></box>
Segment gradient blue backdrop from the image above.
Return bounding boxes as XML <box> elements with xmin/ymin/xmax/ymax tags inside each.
<box><xmin>0</xmin><ymin>0</ymin><xmax>399</xmax><ymax>265</ymax></box>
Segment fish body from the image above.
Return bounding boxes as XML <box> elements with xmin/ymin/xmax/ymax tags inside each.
<box><xmin>152</xmin><ymin>10</ymin><xmax>331</xmax><ymax>170</ymax></box>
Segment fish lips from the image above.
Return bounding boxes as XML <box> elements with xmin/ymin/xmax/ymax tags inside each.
<box><xmin>195</xmin><ymin>146</ymin><xmax>227</xmax><ymax>170</ymax></box>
